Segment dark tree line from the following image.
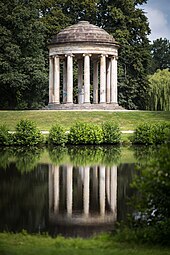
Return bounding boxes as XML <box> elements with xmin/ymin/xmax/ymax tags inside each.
<box><xmin>0</xmin><ymin>0</ymin><xmax>169</xmax><ymax>109</ymax></box>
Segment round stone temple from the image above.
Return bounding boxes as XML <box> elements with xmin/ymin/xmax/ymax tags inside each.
<box><xmin>48</xmin><ymin>21</ymin><xmax>121</xmax><ymax>110</ymax></box>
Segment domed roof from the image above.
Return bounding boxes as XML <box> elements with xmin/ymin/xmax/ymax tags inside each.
<box><xmin>50</xmin><ymin>21</ymin><xmax>118</xmax><ymax>45</ymax></box>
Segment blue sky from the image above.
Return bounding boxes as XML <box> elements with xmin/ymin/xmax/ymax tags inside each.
<box><xmin>141</xmin><ymin>0</ymin><xmax>170</xmax><ymax>41</ymax></box>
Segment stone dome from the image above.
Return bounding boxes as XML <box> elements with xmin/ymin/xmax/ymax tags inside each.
<box><xmin>50</xmin><ymin>21</ymin><xmax>118</xmax><ymax>45</ymax></box>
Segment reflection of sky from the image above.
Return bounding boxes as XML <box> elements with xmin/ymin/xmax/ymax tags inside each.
<box><xmin>141</xmin><ymin>0</ymin><xmax>170</xmax><ymax>41</ymax></box>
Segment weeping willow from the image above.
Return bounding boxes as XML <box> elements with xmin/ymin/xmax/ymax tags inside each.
<box><xmin>148</xmin><ymin>69</ymin><xmax>170</xmax><ymax>111</ymax></box>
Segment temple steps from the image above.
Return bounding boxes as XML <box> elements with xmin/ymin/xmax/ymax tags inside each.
<box><xmin>47</xmin><ymin>103</ymin><xmax>124</xmax><ymax>110</ymax></box>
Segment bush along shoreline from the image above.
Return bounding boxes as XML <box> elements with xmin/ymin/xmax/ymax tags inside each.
<box><xmin>132</xmin><ymin>122</ymin><xmax>170</xmax><ymax>144</ymax></box>
<box><xmin>0</xmin><ymin>119</ymin><xmax>170</xmax><ymax>146</ymax></box>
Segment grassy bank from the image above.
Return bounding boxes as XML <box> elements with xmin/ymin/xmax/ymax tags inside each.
<box><xmin>0</xmin><ymin>232</ymin><xmax>170</xmax><ymax>255</ymax></box>
<box><xmin>0</xmin><ymin>110</ymin><xmax>170</xmax><ymax>131</ymax></box>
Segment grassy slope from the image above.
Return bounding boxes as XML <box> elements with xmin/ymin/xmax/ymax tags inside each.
<box><xmin>0</xmin><ymin>233</ymin><xmax>170</xmax><ymax>255</ymax></box>
<box><xmin>0</xmin><ymin>110</ymin><xmax>170</xmax><ymax>131</ymax></box>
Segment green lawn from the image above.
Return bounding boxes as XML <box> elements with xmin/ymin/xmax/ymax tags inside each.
<box><xmin>0</xmin><ymin>233</ymin><xmax>170</xmax><ymax>255</ymax></box>
<box><xmin>0</xmin><ymin>110</ymin><xmax>170</xmax><ymax>131</ymax></box>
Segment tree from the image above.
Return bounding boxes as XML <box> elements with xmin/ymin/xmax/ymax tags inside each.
<box><xmin>147</xmin><ymin>69</ymin><xmax>170</xmax><ymax>111</ymax></box>
<box><xmin>99</xmin><ymin>0</ymin><xmax>151</xmax><ymax>109</ymax></box>
<box><xmin>0</xmin><ymin>0</ymin><xmax>48</xmax><ymax>109</ymax></box>
<box><xmin>150</xmin><ymin>38</ymin><xmax>170</xmax><ymax>74</ymax></box>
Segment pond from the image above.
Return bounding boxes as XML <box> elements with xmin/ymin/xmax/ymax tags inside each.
<box><xmin>0</xmin><ymin>145</ymin><xmax>167</xmax><ymax>237</ymax></box>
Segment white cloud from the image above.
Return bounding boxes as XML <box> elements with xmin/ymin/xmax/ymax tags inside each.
<box><xmin>144</xmin><ymin>6</ymin><xmax>170</xmax><ymax>41</ymax></box>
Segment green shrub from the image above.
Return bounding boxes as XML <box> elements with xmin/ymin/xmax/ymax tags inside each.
<box><xmin>68</xmin><ymin>122</ymin><xmax>103</xmax><ymax>145</ymax></box>
<box><xmin>0</xmin><ymin>125</ymin><xmax>12</xmax><ymax>146</ymax></box>
<box><xmin>132</xmin><ymin>122</ymin><xmax>170</xmax><ymax>144</ymax></box>
<box><xmin>132</xmin><ymin>123</ymin><xmax>153</xmax><ymax>144</ymax></box>
<box><xmin>102</xmin><ymin>121</ymin><xmax>121</xmax><ymax>144</ymax></box>
<box><xmin>48</xmin><ymin>124</ymin><xmax>67</xmax><ymax>145</ymax></box>
<box><xmin>153</xmin><ymin>122</ymin><xmax>170</xmax><ymax>144</ymax></box>
<box><xmin>13</xmin><ymin>119</ymin><xmax>44</xmax><ymax>146</ymax></box>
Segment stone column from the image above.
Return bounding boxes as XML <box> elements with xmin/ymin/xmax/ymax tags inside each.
<box><xmin>54</xmin><ymin>166</ymin><xmax>60</xmax><ymax>213</ymax></box>
<box><xmin>106</xmin><ymin>167</ymin><xmax>110</xmax><ymax>204</ymax></box>
<box><xmin>93</xmin><ymin>60</ymin><xmax>99</xmax><ymax>104</ymax></box>
<box><xmin>66</xmin><ymin>54</ymin><xmax>73</xmax><ymax>104</ymax></box>
<box><xmin>100</xmin><ymin>54</ymin><xmax>106</xmax><ymax>103</ymax></box>
<box><xmin>49</xmin><ymin>57</ymin><xmax>54</xmax><ymax>103</ymax></box>
<box><xmin>110</xmin><ymin>56</ymin><xmax>118</xmax><ymax>104</ymax></box>
<box><xmin>83</xmin><ymin>166</ymin><xmax>90</xmax><ymax>216</ymax></box>
<box><xmin>78</xmin><ymin>59</ymin><xmax>84</xmax><ymax>104</ymax></box>
<box><xmin>92</xmin><ymin>166</ymin><xmax>98</xmax><ymax>207</ymax></box>
<box><xmin>63</xmin><ymin>59</ymin><xmax>67</xmax><ymax>103</ymax></box>
<box><xmin>106</xmin><ymin>58</ymin><xmax>111</xmax><ymax>103</ymax></box>
<box><xmin>83</xmin><ymin>54</ymin><xmax>91</xmax><ymax>103</ymax></box>
<box><xmin>110</xmin><ymin>166</ymin><xmax>117</xmax><ymax>219</ymax></box>
<box><xmin>48</xmin><ymin>164</ymin><xmax>54</xmax><ymax>213</ymax></box>
<box><xmin>99</xmin><ymin>166</ymin><xmax>105</xmax><ymax>215</ymax></box>
<box><xmin>67</xmin><ymin>165</ymin><xmax>73</xmax><ymax>215</ymax></box>
<box><xmin>53</xmin><ymin>55</ymin><xmax>60</xmax><ymax>104</ymax></box>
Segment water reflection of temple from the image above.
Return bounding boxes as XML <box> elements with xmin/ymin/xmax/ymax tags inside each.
<box><xmin>48</xmin><ymin>164</ymin><xmax>117</xmax><ymax>237</ymax></box>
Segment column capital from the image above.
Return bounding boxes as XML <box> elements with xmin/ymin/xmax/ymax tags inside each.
<box><xmin>83</xmin><ymin>53</ymin><xmax>92</xmax><ymax>57</ymax></box>
<box><xmin>100</xmin><ymin>54</ymin><xmax>108</xmax><ymax>58</ymax></box>
<box><xmin>65</xmin><ymin>54</ymin><xmax>74</xmax><ymax>58</ymax></box>
<box><xmin>111</xmin><ymin>56</ymin><xmax>118</xmax><ymax>60</ymax></box>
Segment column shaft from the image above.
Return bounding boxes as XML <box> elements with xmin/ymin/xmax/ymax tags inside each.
<box><xmin>53</xmin><ymin>56</ymin><xmax>60</xmax><ymax>104</ymax></box>
<box><xmin>84</xmin><ymin>54</ymin><xmax>90</xmax><ymax>103</ymax></box>
<box><xmin>63</xmin><ymin>59</ymin><xmax>67</xmax><ymax>103</ymax></box>
<box><xmin>106</xmin><ymin>167</ymin><xmax>111</xmax><ymax>204</ymax></box>
<box><xmin>67</xmin><ymin>165</ymin><xmax>73</xmax><ymax>215</ymax></box>
<box><xmin>49</xmin><ymin>57</ymin><xmax>54</xmax><ymax>103</ymax></box>
<box><xmin>48</xmin><ymin>165</ymin><xmax>53</xmax><ymax>213</ymax></box>
<box><xmin>110</xmin><ymin>166</ymin><xmax>117</xmax><ymax>219</ymax></box>
<box><xmin>93</xmin><ymin>61</ymin><xmax>99</xmax><ymax>104</ymax></box>
<box><xmin>78</xmin><ymin>59</ymin><xmax>84</xmax><ymax>104</ymax></box>
<box><xmin>100</xmin><ymin>55</ymin><xmax>106</xmax><ymax>103</ymax></box>
<box><xmin>110</xmin><ymin>57</ymin><xmax>118</xmax><ymax>103</ymax></box>
<box><xmin>83</xmin><ymin>166</ymin><xmax>90</xmax><ymax>216</ymax></box>
<box><xmin>66</xmin><ymin>55</ymin><xmax>73</xmax><ymax>103</ymax></box>
<box><xmin>54</xmin><ymin>166</ymin><xmax>60</xmax><ymax>213</ymax></box>
<box><xmin>99</xmin><ymin>166</ymin><xmax>105</xmax><ymax>215</ymax></box>
<box><xmin>106</xmin><ymin>58</ymin><xmax>111</xmax><ymax>103</ymax></box>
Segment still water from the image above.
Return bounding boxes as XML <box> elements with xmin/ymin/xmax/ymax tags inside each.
<box><xmin>0</xmin><ymin>145</ymin><xmax>161</xmax><ymax>237</ymax></box>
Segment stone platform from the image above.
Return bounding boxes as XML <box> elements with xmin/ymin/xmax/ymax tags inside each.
<box><xmin>47</xmin><ymin>103</ymin><xmax>124</xmax><ymax>110</ymax></box>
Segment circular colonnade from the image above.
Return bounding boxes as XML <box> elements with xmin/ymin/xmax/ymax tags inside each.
<box><xmin>48</xmin><ymin>21</ymin><xmax>120</xmax><ymax>109</ymax></box>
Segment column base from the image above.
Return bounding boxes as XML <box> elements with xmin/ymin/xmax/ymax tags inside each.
<box><xmin>46</xmin><ymin>103</ymin><xmax>125</xmax><ymax>110</ymax></box>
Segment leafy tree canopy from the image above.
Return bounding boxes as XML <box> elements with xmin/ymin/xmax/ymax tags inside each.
<box><xmin>150</xmin><ymin>38</ymin><xmax>170</xmax><ymax>74</ymax></box>
<box><xmin>147</xmin><ymin>69</ymin><xmax>170</xmax><ymax>111</ymax></box>
<box><xmin>0</xmin><ymin>0</ymin><xmax>48</xmax><ymax>109</ymax></box>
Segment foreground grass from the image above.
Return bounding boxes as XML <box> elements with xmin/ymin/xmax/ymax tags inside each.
<box><xmin>0</xmin><ymin>233</ymin><xmax>170</xmax><ymax>255</ymax></box>
<box><xmin>0</xmin><ymin>110</ymin><xmax>170</xmax><ymax>131</ymax></box>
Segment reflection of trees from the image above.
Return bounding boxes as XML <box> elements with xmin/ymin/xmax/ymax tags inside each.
<box><xmin>0</xmin><ymin>148</ymin><xmax>14</xmax><ymax>169</ymax></box>
<box><xmin>13</xmin><ymin>147</ymin><xmax>43</xmax><ymax>172</ymax></box>
<box><xmin>133</xmin><ymin>145</ymin><xmax>159</xmax><ymax>163</ymax></box>
<box><xmin>117</xmin><ymin>163</ymin><xmax>136</xmax><ymax>222</ymax></box>
<box><xmin>131</xmin><ymin>145</ymin><xmax>170</xmax><ymax>244</ymax></box>
<box><xmin>68</xmin><ymin>146</ymin><xmax>121</xmax><ymax>166</ymax></box>
<box><xmin>48</xmin><ymin>146</ymin><xmax>68</xmax><ymax>165</ymax></box>
<box><xmin>0</xmin><ymin>147</ymin><xmax>44</xmax><ymax>172</ymax></box>
<box><xmin>48</xmin><ymin>146</ymin><xmax>121</xmax><ymax>166</ymax></box>
<box><xmin>0</xmin><ymin>164</ymin><xmax>48</xmax><ymax>233</ymax></box>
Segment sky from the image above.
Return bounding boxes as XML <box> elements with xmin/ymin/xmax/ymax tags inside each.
<box><xmin>141</xmin><ymin>0</ymin><xmax>170</xmax><ymax>42</ymax></box>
